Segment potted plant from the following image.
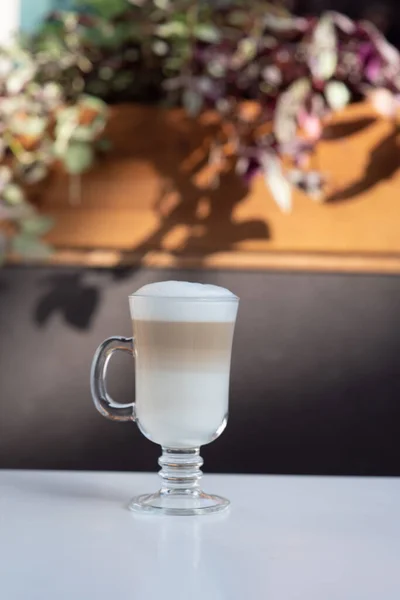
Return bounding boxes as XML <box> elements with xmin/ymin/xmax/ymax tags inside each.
<box><xmin>0</xmin><ymin>42</ymin><xmax>107</xmax><ymax>261</ymax></box>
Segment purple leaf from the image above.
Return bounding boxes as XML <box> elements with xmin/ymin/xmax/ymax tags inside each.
<box><xmin>362</xmin><ymin>22</ymin><xmax>400</xmax><ymax>67</ymax></box>
<box><xmin>369</xmin><ymin>88</ymin><xmax>398</xmax><ymax>117</ymax></box>
<box><xmin>278</xmin><ymin>138</ymin><xmax>314</xmax><ymax>158</ymax></box>
<box><xmin>365</xmin><ymin>56</ymin><xmax>382</xmax><ymax>83</ymax></box>
<box><xmin>236</xmin><ymin>156</ymin><xmax>261</xmax><ymax>185</ymax></box>
<box><xmin>328</xmin><ymin>11</ymin><xmax>356</xmax><ymax>34</ymax></box>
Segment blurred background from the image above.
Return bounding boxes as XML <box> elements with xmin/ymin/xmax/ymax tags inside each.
<box><xmin>1</xmin><ymin>0</ymin><xmax>400</xmax><ymax>475</ymax></box>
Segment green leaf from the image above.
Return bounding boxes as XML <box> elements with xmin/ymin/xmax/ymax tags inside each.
<box><xmin>182</xmin><ymin>89</ymin><xmax>203</xmax><ymax>117</ymax></box>
<box><xmin>274</xmin><ymin>113</ymin><xmax>297</xmax><ymax>145</ymax></box>
<box><xmin>20</xmin><ymin>162</ymin><xmax>49</xmax><ymax>185</ymax></box>
<box><xmin>85</xmin><ymin>79</ymin><xmax>109</xmax><ymax>97</ymax></box>
<box><xmin>55</xmin><ymin>106</ymin><xmax>79</xmax><ymax>143</ymax></box>
<box><xmin>288</xmin><ymin>77</ymin><xmax>312</xmax><ymax>103</ymax></box>
<box><xmin>80</xmin><ymin>94</ymin><xmax>108</xmax><ymax>114</ymax></box>
<box><xmin>96</xmin><ymin>138</ymin><xmax>112</xmax><ymax>153</ymax></box>
<box><xmin>57</xmin><ymin>105</ymin><xmax>80</xmax><ymax>124</ymax></box>
<box><xmin>75</xmin><ymin>0</ymin><xmax>126</xmax><ymax>19</ymax></box>
<box><xmin>10</xmin><ymin>115</ymin><xmax>48</xmax><ymax>137</ymax></box>
<box><xmin>88</xmin><ymin>21</ymin><xmax>133</xmax><ymax>48</ymax></box>
<box><xmin>157</xmin><ymin>21</ymin><xmax>189</xmax><ymax>38</ymax></box>
<box><xmin>264</xmin><ymin>156</ymin><xmax>292</xmax><ymax>213</ymax></box>
<box><xmin>111</xmin><ymin>71</ymin><xmax>135</xmax><ymax>91</ymax></box>
<box><xmin>151</xmin><ymin>39</ymin><xmax>168</xmax><ymax>56</ymax></box>
<box><xmin>194</xmin><ymin>24</ymin><xmax>221</xmax><ymax>44</ymax></box>
<box><xmin>310</xmin><ymin>14</ymin><xmax>337</xmax><ymax>80</ymax></box>
<box><xmin>153</xmin><ymin>0</ymin><xmax>169</xmax><ymax>8</ymax></box>
<box><xmin>21</xmin><ymin>216</ymin><xmax>54</xmax><ymax>237</ymax></box>
<box><xmin>274</xmin><ymin>78</ymin><xmax>311</xmax><ymax>144</ymax></box>
<box><xmin>325</xmin><ymin>81</ymin><xmax>351</xmax><ymax>111</ymax></box>
<box><xmin>71</xmin><ymin>125</ymin><xmax>101</xmax><ymax>143</ymax></box>
<box><xmin>0</xmin><ymin>166</ymin><xmax>12</xmax><ymax>187</ymax></box>
<box><xmin>227</xmin><ymin>11</ymin><xmax>248</xmax><ymax>27</ymax></box>
<box><xmin>41</xmin><ymin>82</ymin><xmax>63</xmax><ymax>107</ymax></box>
<box><xmin>68</xmin><ymin>96</ymin><xmax>108</xmax><ymax>142</ymax></box>
<box><xmin>12</xmin><ymin>233</ymin><xmax>52</xmax><ymax>259</ymax></box>
<box><xmin>237</xmin><ymin>38</ymin><xmax>257</xmax><ymax>62</ymax></box>
<box><xmin>264</xmin><ymin>14</ymin><xmax>307</xmax><ymax>32</ymax></box>
<box><xmin>3</xmin><ymin>184</ymin><xmax>25</xmax><ymax>206</ymax></box>
<box><xmin>315</xmin><ymin>52</ymin><xmax>337</xmax><ymax>81</ymax></box>
<box><xmin>63</xmin><ymin>142</ymin><xmax>95</xmax><ymax>175</ymax></box>
<box><xmin>6</xmin><ymin>63</ymin><xmax>36</xmax><ymax>95</ymax></box>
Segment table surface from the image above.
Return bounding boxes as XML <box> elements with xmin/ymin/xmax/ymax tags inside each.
<box><xmin>1</xmin><ymin>471</ymin><xmax>399</xmax><ymax>600</ymax></box>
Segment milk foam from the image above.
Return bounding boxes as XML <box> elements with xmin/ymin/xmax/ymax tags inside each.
<box><xmin>133</xmin><ymin>281</ymin><xmax>237</xmax><ymax>299</ymax></box>
<box><xmin>130</xmin><ymin>281</ymin><xmax>238</xmax><ymax>322</ymax></box>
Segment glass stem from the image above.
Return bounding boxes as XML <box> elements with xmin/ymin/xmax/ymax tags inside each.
<box><xmin>158</xmin><ymin>447</ymin><xmax>203</xmax><ymax>495</ymax></box>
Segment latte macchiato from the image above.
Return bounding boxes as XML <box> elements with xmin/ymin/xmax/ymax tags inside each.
<box><xmin>130</xmin><ymin>281</ymin><xmax>238</xmax><ymax>448</ymax></box>
<box><xmin>90</xmin><ymin>279</ymin><xmax>239</xmax><ymax>514</ymax></box>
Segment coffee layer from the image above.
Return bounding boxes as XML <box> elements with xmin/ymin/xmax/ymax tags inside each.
<box><xmin>132</xmin><ymin>318</ymin><xmax>236</xmax><ymax>447</ymax></box>
<box><xmin>133</xmin><ymin>320</ymin><xmax>235</xmax><ymax>368</ymax></box>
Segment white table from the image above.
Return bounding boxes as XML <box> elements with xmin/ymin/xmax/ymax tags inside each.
<box><xmin>1</xmin><ymin>471</ymin><xmax>399</xmax><ymax>600</ymax></box>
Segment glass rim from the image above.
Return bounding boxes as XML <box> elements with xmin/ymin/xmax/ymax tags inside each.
<box><xmin>129</xmin><ymin>294</ymin><xmax>239</xmax><ymax>302</ymax></box>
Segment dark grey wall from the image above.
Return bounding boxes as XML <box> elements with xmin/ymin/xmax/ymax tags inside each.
<box><xmin>1</xmin><ymin>265</ymin><xmax>399</xmax><ymax>475</ymax></box>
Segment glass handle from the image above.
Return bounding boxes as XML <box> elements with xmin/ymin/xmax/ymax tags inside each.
<box><xmin>90</xmin><ymin>336</ymin><xmax>136</xmax><ymax>422</ymax></box>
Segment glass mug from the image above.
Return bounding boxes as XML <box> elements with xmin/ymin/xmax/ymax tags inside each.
<box><xmin>90</xmin><ymin>287</ymin><xmax>239</xmax><ymax>515</ymax></box>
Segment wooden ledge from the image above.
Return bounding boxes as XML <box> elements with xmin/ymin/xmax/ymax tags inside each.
<box><xmin>8</xmin><ymin>249</ymin><xmax>400</xmax><ymax>275</ymax></box>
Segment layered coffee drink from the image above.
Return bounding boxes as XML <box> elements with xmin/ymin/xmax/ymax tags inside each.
<box><xmin>91</xmin><ymin>280</ymin><xmax>239</xmax><ymax>514</ymax></box>
<box><xmin>130</xmin><ymin>281</ymin><xmax>238</xmax><ymax>448</ymax></box>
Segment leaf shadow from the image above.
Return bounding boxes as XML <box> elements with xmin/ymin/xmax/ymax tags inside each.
<box><xmin>323</xmin><ymin>117</ymin><xmax>376</xmax><ymax>141</ymax></box>
<box><xmin>105</xmin><ymin>107</ymin><xmax>270</xmax><ymax>278</ymax></box>
<box><xmin>326</xmin><ymin>124</ymin><xmax>400</xmax><ymax>203</ymax></box>
<box><xmin>35</xmin><ymin>272</ymin><xmax>100</xmax><ymax>330</ymax></box>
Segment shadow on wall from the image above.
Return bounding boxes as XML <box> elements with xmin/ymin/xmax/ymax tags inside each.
<box><xmin>116</xmin><ymin>169</ymin><xmax>270</xmax><ymax>266</ymax></box>
<box><xmin>33</xmin><ymin>106</ymin><xmax>270</xmax><ymax>327</ymax></box>
<box><xmin>113</xmin><ymin>108</ymin><xmax>270</xmax><ymax>264</ymax></box>
<box><xmin>326</xmin><ymin>123</ymin><xmax>400</xmax><ymax>203</ymax></box>
<box><xmin>39</xmin><ymin>104</ymin><xmax>270</xmax><ymax>276</ymax></box>
<box><xmin>34</xmin><ymin>107</ymin><xmax>400</xmax><ymax>324</ymax></box>
<box><xmin>35</xmin><ymin>272</ymin><xmax>100</xmax><ymax>329</ymax></box>
<box><xmin>110</xmin><ymin>110</ymin><xmax>400</xmax><ymax>267</ymax></box>
<box><xmin>38</xmin><ymin>100</ymin><xmax>400</xmax><ymax>275</ymax></box>
<box><xmin>323</xmin><ymin>116</ymin><xmax>376</xmax><ymax>139</ymax></box>
<box><xmin>4</xmin><ymin>265</ymin><xmax>400</xmax><ymax>475</ymax></box>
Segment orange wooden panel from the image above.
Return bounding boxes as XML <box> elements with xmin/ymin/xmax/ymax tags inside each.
<box><xmin>37</xmin><ymin>102</ymin><xmax>400</xmax><ymax>271</ymax></box>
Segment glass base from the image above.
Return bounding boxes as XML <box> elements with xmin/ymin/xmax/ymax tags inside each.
<box><xmin>129</xmin><ymin>490</ymin><xmax>229</xmax><ymax>516</ymax></box>
<box><xmin>129</xmin><ymin>447</ymin><xmax>230</xmax><ymax>516</ymax></box>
